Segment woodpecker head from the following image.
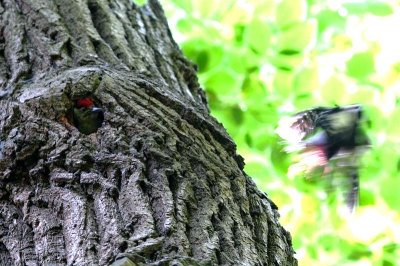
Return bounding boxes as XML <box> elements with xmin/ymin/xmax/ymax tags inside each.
<box><xmin>73</xmin><ymin>98</ymin><xmax>104</xmax><ymax>135</ymax></box>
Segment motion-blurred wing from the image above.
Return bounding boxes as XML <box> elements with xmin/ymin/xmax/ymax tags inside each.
<box><xmin>276</xmin><ymin>107</ymin><xmax>330</xmax><ymax>144</ymax></box>
<box><xmin>275</xmin><ymin>107</ymin><xmax>337</xmax><ymax>153</ymax></box>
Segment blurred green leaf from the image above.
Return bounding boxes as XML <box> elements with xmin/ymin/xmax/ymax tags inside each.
<box><xmin>294</xmin><ymin>93</ymin><xmax>315</xmax><ymax>109</ymax></box>
<box><xmin>176</xmin><ymin>17</ymin><xmax>200</xmax><ymax>34</ymax></box>
<box><xmin>273</xmin><ymin>70</ymin><xmax>295</xmax><ymax>97</ymax></box>
<box><xmin>377</xmin><ymin>143</ymin><xmax>399</xmax><ymax>175</ymax></box>
<box><xmin>228</xmin><ymin>50</ymin><xmax>247</xmax><ymax>73</ymax></box>
<box><xmin>177</xmin><ymin>17</ymin><xmax>221</xmax><ymax>40</ymax></box>
<box><xmin>245</xmin><ymin>160</ymin><xmax>271</xmax><ymax>178</ymax></box>
<box><xmin>346</xmin><ymin>51</ymin><xmax>376</xmax><ymax>79</ymax></box>
<box><xmin>346</xmin><ymin>243</ymin><xmax>372</xmax><ymax>260</ymax></box>
<box><xmin>191</xmin><ymin>0</ymin><xmax>236</xmax><ymax>18</ymax></box>
<box><xmin>320</xmin><ymin>75</ymin><xmax>347</xmax><ymax>104</ymax></box>
<box><xmin>359</xmin><ymin>188</ymin><xmax>375</xmax><ymax>206</ymax></box>
<box><xmin>270</xmin><ymin>144</ymin><xmax>291</xmax><ymax>173</ymax></box>
<box><xmin>319</xmin><ymin>234</ymin><xmax>338</xmax><ymax>252</ymax></box>
<box><xmin>277</xmin><ymin>20</ymin><xmax>318</xmax><ymax>53</ymax></box>
<box><xmin>387</xmin><ymin>107</ymin><xmax>400</xmax><ymax>140</ymax></box>
<box><xmin>132</xmin><ymin>0</ymin><xmax>147</xmax><ymax>6</ymax></box>
<box><xmin>346</xmin><ymin>85</ymin><xmax>377</xmax><ymax>105</ymax></box>
<box><xmin>271</xmin><ymin>53</ymin><xmax>305</xmax><ymax>71</ymax></box>
<box><xmin>343</xmin><ymin>1</ymin><xmax>394</xmax><ymax>17</ymax></box>
<box><xmin>233</xmin><ymin>24</ymin><xmax>246</xmax><ymax>46</ymax></box>
<box><xmin>181</xmin><ymin>39</ymin><xmax>223</xmax><ymax>72</ymax></box>
<box><xmin>380</xmin><ymin>177</ymin><xmax>400</xmax><ymax>212</ymax></box>
<box><xmin>205</xmin><ymin>69</ymin><xmax>238</xmax><ymax>95</ymax></box>
<box><xmin>192</xmin><ymin>0</ymin><xmax>214</xmax><ymax>17</ymax></box>
<box><xmin>365</xmin><ymin>106</ymin><xmax>385</xmax><ymax>133</ymax></box>
<box><xmin>382</xmin><ymin>244</ymin><xmax>399</xmax><ymax>266</ymax></box>
<box><xmin>294</xmin><ymin>65</ymin><xmax>320</xmax><ymax>93</ymax></box>
<box><xmin>252</xmin><ymin>0</ymin><xmax>275</xmax><ymax>17</ymax></box>
<box><xmin>276</xmin><ymin>0</ymin><xmax>307</xmax><ymax>29</ymax></box>
<box><xmin>243</xmin><ymin>49</ymin><xmax>263</xmax><ymax>70</ymax></box>
<box><xmin>307</xmin><ymin>245</ymin><xmax>318</xmax><ymax>259</ymax></box>
<box><xmin>242</xmin><ymin>75</ymin><xmax>268</xmax><ymax>106</ymax></box>
<box><xmin>170</xmin><ymin>0</ymin><xmax>193</xmax><ymax>13</ymax></box>
<box><xmin>246</xmin><ymin>18</ymin><xmax>272</xmax><ymax>54</ymax></box>
<box><xmin>315</xmin><ymin>10</ymin><xmax>346</xmax><ymax>35</ymax></box>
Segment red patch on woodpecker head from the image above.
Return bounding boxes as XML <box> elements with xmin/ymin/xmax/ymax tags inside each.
<box><xmin>77</xmin><ymin>98</ymin><xmax>94</xmax><ymax>107</ymax></box>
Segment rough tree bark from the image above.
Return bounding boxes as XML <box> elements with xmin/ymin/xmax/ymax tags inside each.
<box><xmin>0</xmin><ymin>0</ymin><xmax>297</xmax><ymax>265</ymax></box>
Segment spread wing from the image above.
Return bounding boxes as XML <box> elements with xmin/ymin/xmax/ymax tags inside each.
<box><xmin>275</xmin><ymin>107</ymin><xmax>330</xmax><ymax>144</ymax></box>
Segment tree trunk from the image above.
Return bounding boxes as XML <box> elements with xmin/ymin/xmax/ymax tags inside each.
<box><xmin>0</xmin><ymin>0</ymin><xmax>297</xmax><ymax>265</ymax></box>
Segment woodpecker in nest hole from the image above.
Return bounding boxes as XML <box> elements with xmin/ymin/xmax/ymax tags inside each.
<box><xmin>73</xmin><ymin>98</ymin><xmax>104</xmax><ymax>135</ymax></box>
<box><xmin>276</xmin><ymin>104</ymin><xmax>371</xmax><ymax>215</ymax></box>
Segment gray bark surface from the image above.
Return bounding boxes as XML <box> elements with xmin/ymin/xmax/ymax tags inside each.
<box><xmin>0</xmin><ymin>0</ymin><xmax>297</xmax><ymax>265</ymax></box>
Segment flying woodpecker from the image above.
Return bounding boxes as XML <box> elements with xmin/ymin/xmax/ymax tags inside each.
<box><xmin>276</xmin><ymin>104</ymin><xmax>370</xmax><ymax>215</ymax></box>
<box><xmin>73</xmin><ymin>98</ymin><xmax>104</xmax><ymax>135</ymax></box>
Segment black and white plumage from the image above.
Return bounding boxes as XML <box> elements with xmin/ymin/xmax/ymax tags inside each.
<box><xmin>276</xmin><ymin>104</ymin><xmax>370</xmax><ymax>215</ymax></box>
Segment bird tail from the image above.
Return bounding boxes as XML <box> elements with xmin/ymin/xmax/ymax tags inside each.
<box><xmin>338</xmin><ymin>168</ymin><xmax>359</xmax><ymax>218</ymax></box>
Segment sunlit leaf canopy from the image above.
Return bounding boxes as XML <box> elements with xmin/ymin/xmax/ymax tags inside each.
<box><xmin>134</xmin><ymin>0</ymin><xmax>400</xmax><ymax>264</ymax></box>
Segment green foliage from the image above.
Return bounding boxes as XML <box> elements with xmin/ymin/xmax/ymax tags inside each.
<box><xmin>276</xmin><ymin>0</ymin><xmax>307</xmax><ymax>29</ymax></box>
<box><xmin>346</xmin><ymin>51</ymin><xmax>376</xmax><ymax>79</ymax></box>
<box><xmin>136</xmin><ymin>0</ymin><xmax>400</xmax><ymax>264</ymax></box>
<box><xmin>246</xmin><ymin>18</ymin><xmax>272</xmax><ymax>54</ymax></box>
<box><xmin>342</xmin><ymin>1</ymin><xmax>394</xmax><ymax>17</ymax></box>
<box><xmin>277</xmin><ymin>20</ymin><xmax>317</xmax><ymax>53</ymax></box>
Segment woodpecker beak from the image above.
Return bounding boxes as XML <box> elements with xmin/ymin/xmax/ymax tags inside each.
<box><xmin>92</xmin><ymin>107</ymin><xmax>103</xmax><ymax>113</ymax></box>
